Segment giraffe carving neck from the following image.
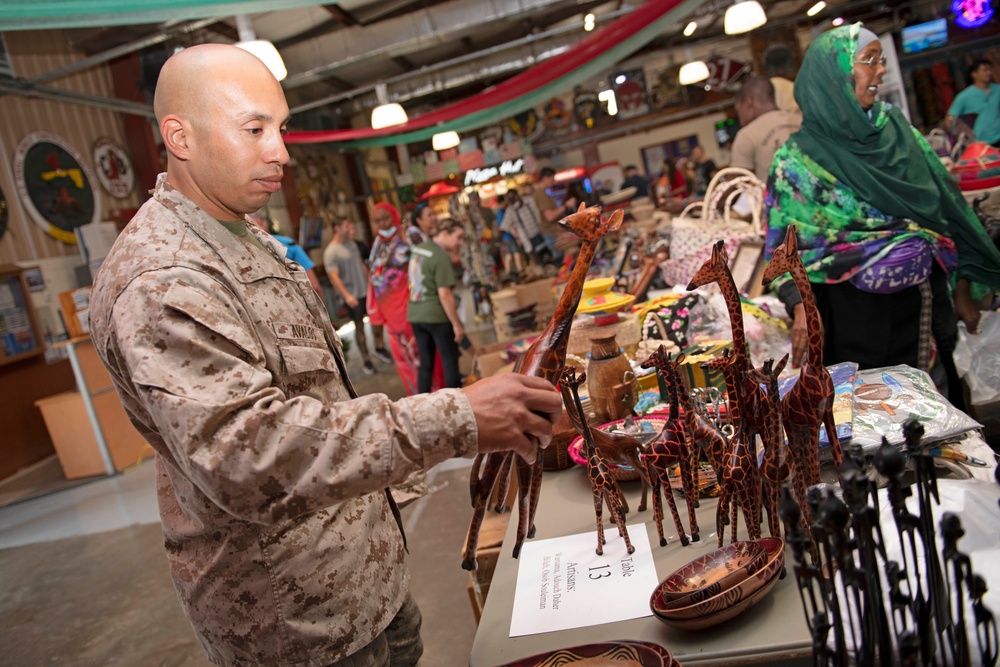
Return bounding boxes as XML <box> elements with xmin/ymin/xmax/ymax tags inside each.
<box><xmin>788</xmin><ymin>261</ymin><xmax>823</xmax><ymax>368</ymax></box>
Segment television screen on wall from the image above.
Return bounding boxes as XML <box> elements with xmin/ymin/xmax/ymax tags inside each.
<box><xmin>901</xmin><ymin>18</ymin><xmax>949</xmax><ymax>54</ymax></box>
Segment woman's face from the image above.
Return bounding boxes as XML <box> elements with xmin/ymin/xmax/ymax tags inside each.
<box><xmin>852</xmin><ymin>39</ymin><xmax>887</xmax><ymax>110</ymax></box>
<box><xmin>372</xmin><ymin>207</ymin><xmax>396</xmax><ymax>232</ymax></box>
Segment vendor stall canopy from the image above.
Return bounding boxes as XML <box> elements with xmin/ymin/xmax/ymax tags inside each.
<box><xmin>0</xmin><ymin>0</ymin><xmax>924</xmax><ymax>146</ymax></box>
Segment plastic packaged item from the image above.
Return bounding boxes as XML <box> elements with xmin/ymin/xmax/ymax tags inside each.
<box><xmin>850</xmin><ymin>365</ymin><xmax>982</xmax><ymax>451</ymax></box>
<box><xmin>953</xmin><ymin>311</ymin><xmax>1000</xmax><ymax>407</ymax></box>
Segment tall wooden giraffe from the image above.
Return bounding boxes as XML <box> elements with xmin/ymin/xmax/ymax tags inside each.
<box><xmin>640</xmin><ymin>347</ymin><xmax>702</xmax><ymax>541</ymax></box>
<box><xmin>559</xmin><ymin>367</ymin><xmax>635</xmax><ymax>556</ymax></box>
<box><xmin>687</xmin><ymin>240</ymin><xmax>771</xmax><ymax>450</ymax></box>
<box><xmin>639</xmin><ymin>345</ymin><xmax>699</xmax><ymax>547</ymax></box>
<box><xmin>705</xmin><ymin>348</ymin><xmax>762</xmax><ymax>545</ymax></box>
<box><xmin>761</xmin><ymin>225</ymin><xmax>844</xmax><ymax>488</ymax></box>
<box><xmin>462</xmin><ymin>205</ymin><xmax>624</xmax><ymax>570</ymax></box>
<box><xmin>746</xmin><ymin>355</ymin><xmax>790</xmax><ymax>541</ymax></box>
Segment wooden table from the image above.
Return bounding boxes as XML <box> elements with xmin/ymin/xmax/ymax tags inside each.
<box><xmin>469</xmin><ymin>467</ymin><xmax>812</xmax><ymax>667</ymax></box>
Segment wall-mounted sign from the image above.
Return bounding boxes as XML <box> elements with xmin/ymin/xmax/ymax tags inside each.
<box><xmin>952</xmin><ymin>0</ymin><xmax>993</xmax><ymax>28</ymax></box>
<box><xmin>704</xmin><ymin>56</ymin><xmax>749</xmax><ymax>91</ymax></box>
<box><xmin>543</xmin><ymin>97</ymin><xmax>572</xmax><ymax>130</ymax></box>
<box><xmin>13</xmin><ymin>132</ymin><xmax>100</xmax><ymax>244</ymax></box>
<box><xmin>92</xmin><ymin>137</ymin><xmax>135</xmax><ymax>199</ymax></box>
<box><xmin>614</xmin><ymin>70</ymin><xmax>649</xmax><ymax>120</ymax></box>
<box><xmin>464</xmin><ymin>158</ymin><xmax>525</xmax><ymax>186</ymax></box>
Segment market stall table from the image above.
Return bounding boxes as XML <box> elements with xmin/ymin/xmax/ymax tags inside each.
<box><xmin>469</xmin><ymin>466</ymin><xmax>813</xmax><ymax>667</ymax></box>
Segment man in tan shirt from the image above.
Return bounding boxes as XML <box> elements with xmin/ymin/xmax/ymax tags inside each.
<box><xmin>731</xmin><ymin>76</ymin><xmax>802</xmax><ymax>183</ymax></box>
<box><xmin>532</xmin><ymin>166</ymin><xmax>576</xmax><ymax>260</ymax></box>
<box><xmin>88</xmin><ymin>44</ymin><xmax>561</xmax><ymax>667</ymax></box>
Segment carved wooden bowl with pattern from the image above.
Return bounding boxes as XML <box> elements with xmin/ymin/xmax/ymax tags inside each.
<box><xmin>649</xmin><ymin>537</ymin><xmax>784</xmax><ymax>626</ymax></box>
<box><xmin>653</xmin><ymin>540</ymin><xmax>768</xmax><ymax>609</ymax></box>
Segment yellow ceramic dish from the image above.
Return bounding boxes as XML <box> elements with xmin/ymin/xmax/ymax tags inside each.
<box><xmin>577</xmin><ymin>290</ymin><xmax>636</xmax><ymax>316</ymax></box>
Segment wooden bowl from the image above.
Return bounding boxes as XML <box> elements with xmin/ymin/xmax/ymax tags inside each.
<box><xmin>650</xmin><ymin>537</ymin><xmax>784</xmax><ymax>622</ymax></box>
<box><xmin>650</xmin><ymin>563</ymin><xmax>783</xmax><ymax>632</ymax></box>
<box><xmin>654</xmin><ymin>540</ymin><xmax>768</xmax><ymax>609</ymax></box>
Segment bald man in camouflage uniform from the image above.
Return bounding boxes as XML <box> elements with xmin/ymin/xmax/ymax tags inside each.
<box><xmin>89</xmin><ymin>44</ymin><xmax>561</xmax><ymax>667</ymax></box>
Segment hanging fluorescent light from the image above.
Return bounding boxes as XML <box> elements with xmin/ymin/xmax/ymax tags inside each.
<box><xmin>806</xmin><ymin>1</ymin><xmax>826</xmax><ymax>16</ymax></box>
<box><xmin>598</xmin><ymin>89</ymin><xmax>618</xmax><ymax>115</ymax></box>
<box><xmin>683</xmin><ymin>21</ymin><xmax>698</xmax><ymax>36</ymax></box>
<box><xmin>234</xmin><ymin>15</ymin><xmax>287</xmax><ymax>81</ymax></box>
<box><xmin>679</xmin><ymin>61</ymin><xmax>710</xmax><ymax>85</ymax></box>
<box><xmin>584</xmin><ymin>13</ymin><xmax>596</xmax><ymax>31</ymax></box>
<box><xmin>432</xmin><ymin>131</ymin><xmax>460</xmax><ymax>151</ymax></box>
<box><xmin>724</xmin><ymin>0</ymin><xmax>767</xmax><ymax>34</ymax></box>
<box><xmin>371</xmin><ymin>82</ymin><xmax>408</xmax><ymax>129</ymax></box>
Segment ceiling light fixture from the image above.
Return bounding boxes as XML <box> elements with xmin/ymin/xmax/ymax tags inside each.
<box><xmin>598</xmin><ymin>89</ymin><xmax>618</xmax><ymax>115</ymax></box>
<box><xmin>432</xmin><ymin>131</ymin><xmax>460</xmax><ymax>151</ymax></box>
<box><xmin>615</xmin><ymin>74</ymin><xmax>627</xmax><ymax>85</ymax></box>
<box><xmin>683</xmin><ymin>21</ymin><xmax>698</xmax><ymax>36</ymax></box>
<box><xmin>371</xmin><ymin>82</ymin><xmax>408</xmax><ymax>129</ymax></box>
<box><xmin>679</xmin><ymin>47</ymin><xmax>710</xmax><ymax>85</ymax></box>
<box><xmin>832</xmin><ymin>16</ymin><xmax>844</xmax><ymax>25</ymax></box>
<box><xmin>234</xmin><ymin>15</ymin><xmax>287</xmax><ymax>81</ymax></box>
<box><xmin>724</xmin><ymin>0</ymin><xmax>767</xmax><ymax>34</ymax></box>
<box><xmin>584</xmin><ymin>13</ymin><xmax>596</xmax><ymax>31</ymax></box>
<box><xmin>806</xmin><ymin>1</ymin><xmax>826</xmax><ymax>16</ymax></box>
<box><xmin>679</xmin><ymin>61</ymin><xmax>710</xmax><ymax>85</ymax></box>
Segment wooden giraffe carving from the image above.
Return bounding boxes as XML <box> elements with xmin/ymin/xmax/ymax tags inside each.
<box><xmin>590</xmin><ymin>423</ymin><xmax>654</xmax><ymax>514</ymax></box>
<box><xmin>462</xmin><ymin>205</ymin><xmax>624</xmax><ymax>570</ymax></box>
<box><xmin>559</xmin><ymin>367</ymin><xmax>635</xmax><ymax>556</ymax></box>
<box><xmin>639</xmin><ymin>345</ymin><xmax>699</xmax><ymax>547</ymax></box>
<box><xmin>657</xmin><ymin>350</ymin><xmax>732</xmax><ymax>539</ymax></box>
<box><xmin>746</xmin><ymin>355</ymin><xmax>790</xmax><ymax>541</ymax></box>
<box><xmin>761</xmin><ymin>224</ymin><xmax>844</xmax><ymax>486</ymax></box>
<box><xmin>640</xmin><ymin>347</ymin><xmax>701</xmax><ymax>542</ymax></box>
<box><xmin>687</xmin><ymin>241</ymin><xmax>770</xmax><ymax>449</ymax></box>
<box><xmin>705</xmin><ymin>348</ymin><xmax>762</xmax><ymax>546</ymax></box>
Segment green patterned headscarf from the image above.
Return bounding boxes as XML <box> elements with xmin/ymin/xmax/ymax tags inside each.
<box><xmin>789</xmin><ymin>23</ymin><xmax>1000</xmax><ymax>287</ymax></box>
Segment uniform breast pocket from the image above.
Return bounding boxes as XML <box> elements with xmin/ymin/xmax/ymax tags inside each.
<box><xmin>277</xmin><ymin>341</ymin><xmax>338</xmax><ymax>377</ymax></box>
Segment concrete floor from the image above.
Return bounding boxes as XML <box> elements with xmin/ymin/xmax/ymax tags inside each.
<box><xmin>0</xmin><ymin>322</ymin><xmax>482</xmax><ymax>666</ymax></box>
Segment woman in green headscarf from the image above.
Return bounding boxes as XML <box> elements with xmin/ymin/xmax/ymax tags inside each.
<box><xmin>765</xmin><ymin>22</ymin><xmax>1000</xmax><ymax>402</ymax></box>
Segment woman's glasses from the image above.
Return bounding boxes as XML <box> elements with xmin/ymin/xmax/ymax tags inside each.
<box><xmin>855</xmin><ymin>55</ymin><xmax>888</xmax><ymax>68</ymax></box>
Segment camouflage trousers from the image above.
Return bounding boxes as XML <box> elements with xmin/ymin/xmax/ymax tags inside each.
<box><xmin>325</xmin><ymin>592</ymin><xmax>423</xmax><ymax>667</ymax></box>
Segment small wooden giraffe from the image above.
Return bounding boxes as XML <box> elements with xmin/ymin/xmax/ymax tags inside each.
<box><xmin>705</xmin><ymin>348</ymin><xmax>762</xmax><ymax>545</ymax></box>
<box><xmin>639</xmin><ymin>345</ymin><xmax>699</xmax><ymax>547</ymax></box>
<box><xmin>640</xmin><ymin>346</ymin><xmax>702</xmax><ymax>542</ymax></box>
<box><xmin>687</xmin><ymin>240</ymin><xmax>771</xmax><ymax>450</ymax></box>
<box><xmin>462</xmin><ymin>205</ymin><xmax>624</xmax><ymax>570</ymax></box>
<box><xmin>558</xmin><ymin>367</ymin><xmax>635</xmax><ymax>556</ymax></box>
<box><xmin>746</xmin><ymin>355</ymin><xmax>790</xmax><ymax>541</ymax></box>
<box><xmin>657</xmin><ymin>350</ymin><xmax>731</xmax><ymax>511</ymax></box>
<box><xmin>591</xmin><ymin>425</ymin><xmax>654</xmax><ymax>514</ymax></box>
<box><xmin>761</xmin><ymin>224</ymin><xmax>844</xmax><ymax>490</ymax></box>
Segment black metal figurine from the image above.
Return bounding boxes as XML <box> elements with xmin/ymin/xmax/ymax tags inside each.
<box><xmin>781</xmin><ymin>418</ymin><xmax>998</xmax><ymax>667</ymax></box>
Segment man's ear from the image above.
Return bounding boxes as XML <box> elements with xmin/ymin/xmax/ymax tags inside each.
<box><xmin>161</xmin><ymin>115</ymin><xmax>191</xmax><ymax>161</ymax></box>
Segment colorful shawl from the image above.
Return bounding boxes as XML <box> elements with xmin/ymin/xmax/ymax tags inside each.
<box><xmin>765</xmin><ymin>23</ymin><xmax>1000</xmax><ymax>291</ymax></box>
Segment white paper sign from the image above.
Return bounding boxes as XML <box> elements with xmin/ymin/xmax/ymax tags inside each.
<box><xmin>509</xmin><ymin>524</ymin><xmax>658</xmax><ymax>637</ymax></box>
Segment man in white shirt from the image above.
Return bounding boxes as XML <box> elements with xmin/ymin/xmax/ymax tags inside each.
<box><xmin>731</xmin><ymin>76</ymin><xmax>803</xmax><ymax>183</ymax></box>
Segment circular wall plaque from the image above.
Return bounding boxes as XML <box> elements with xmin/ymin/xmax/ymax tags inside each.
<box><xmin>92</xmin><ymin>137</ymin><xmax>135</xmax><ymax>199</ymax></box>
<box><xmin>13</xmin><ymin>131</ymin><xmax>101</xmax><ymax>244</ymax></box>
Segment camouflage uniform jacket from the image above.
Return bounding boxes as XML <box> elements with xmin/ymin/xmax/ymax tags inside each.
<box><xmin>88</xmin><ymin>174</ymin><xmax>478</xmax><ymax>666</ymax></box>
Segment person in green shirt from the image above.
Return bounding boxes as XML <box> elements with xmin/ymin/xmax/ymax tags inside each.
<box><xmin>407</xmin><ymin>221</ymin><xmax>466</xmax><ymax>392</ymax></box>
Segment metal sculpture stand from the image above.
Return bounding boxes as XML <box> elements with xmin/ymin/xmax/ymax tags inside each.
<box><xmin>781</xmin><ymin>418</ymin><xmax>998</xmax><ymax>666</ymax></box>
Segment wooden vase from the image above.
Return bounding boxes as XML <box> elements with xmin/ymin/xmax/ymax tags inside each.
<box><xmin>586</xmin><ymin>333</ymin><xmax>637</xmax><ymax>425</ymax></box>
